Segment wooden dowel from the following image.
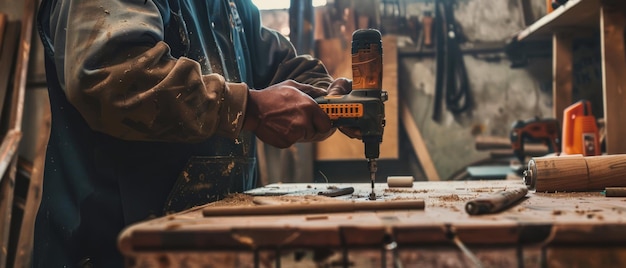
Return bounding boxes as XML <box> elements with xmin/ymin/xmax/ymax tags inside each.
<box><xmin>605</xmin><ymin>187</ymin><xmax>626</xmax><ymax>197</ymax></box>
<box><xmin>203</xmin><ymin>199</ymin><xmax>425</xmax><ymax>217</ymax></box>
<box><xmin>529</xmin><ymin>154</ymin><xmax>626</xmax><ymax>192</ymax></box>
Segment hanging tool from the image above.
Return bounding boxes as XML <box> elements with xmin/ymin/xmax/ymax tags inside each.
<box><xmin>562</xmin><ymin>100</ymin><xmax>600</xmax><ymax>156</ymax></box>
<box><xmin>315</xmin><ymin>29</ymin><xmax>387</xmax><ymax>200</ymax></box>
<box><xmin>432</xmin><ymin>0</ymin><xmax>471</xmax><ymax>121</ymax></box>
<box><xmin>509</xmin><ymin>117</ymin><xmax>561</xmax><ymax>164</ymax></box>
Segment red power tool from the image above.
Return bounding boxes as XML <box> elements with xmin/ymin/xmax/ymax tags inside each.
<box><xmin>510</xmin><ymin>117</ymin><xmax>561</xmax><ymax>163</ymax></box>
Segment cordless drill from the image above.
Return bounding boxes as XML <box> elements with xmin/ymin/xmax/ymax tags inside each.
<box><xmin>315</xmin><ymin>29</ymin><xmax>387</xmax><ymax>200</ymax></box>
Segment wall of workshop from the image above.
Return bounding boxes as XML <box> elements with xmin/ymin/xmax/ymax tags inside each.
<box><xmin>399</xmin><ymin>0</ymin><xmax>554</xmax><ymax>179</ymax></box>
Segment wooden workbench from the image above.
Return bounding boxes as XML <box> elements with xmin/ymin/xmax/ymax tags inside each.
<box><xmin>118</xmin><ymin>180</ymin><xmax>626</xmax><ymax>267</ymax></box>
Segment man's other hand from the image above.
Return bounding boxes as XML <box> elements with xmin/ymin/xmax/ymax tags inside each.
<box><xmin>242</xmin><ymin>81</ymin><xmax>334</xmax><ymax>148</ymax></box>
<box><xmin>326</xmin><ymin>78</ymin><xmax>362</xmax><ymax>140</ymax></box>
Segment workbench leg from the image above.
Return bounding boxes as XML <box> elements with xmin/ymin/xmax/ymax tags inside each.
<box><xmin>253</xmin><ymin>250</ymin><xmax>260</xmax><ymax>268</ymax></box>
<box><xmin>600</xmin><ymin>4</ymin><xmax>626</xmax><ymax>154</ymax></box>
<box><xmin>552</xmin><ymin>33</ymin><xmax>573</xmax><ymax>126</ymax></box>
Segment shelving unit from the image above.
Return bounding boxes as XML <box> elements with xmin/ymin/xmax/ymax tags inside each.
<box><xmin>514</xmin><ymin>0</ymin><xmax>626</xmax><ymax>154</ymax></box>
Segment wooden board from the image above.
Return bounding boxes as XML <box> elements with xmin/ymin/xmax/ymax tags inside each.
<box><xmin>401</xmin><ymin>101</ymin><xmax>439</xmax><ymax>181</ymax></box>
<box><xmin>552</xmin><ymin>33</ymin><xmax>573</xmax><ymax>126</ymax></box>
<box><xmin>516</xmin><ymin>0</ymin><xmax>600</xmax><ymax>41</ymax></box>
<box><xmin>119</xmin><ymin>180</ymin><xmax>626</xmax><ymax>267</ymax></box>
<box><xmin>315</xmin><ymin>35</ymin><xmax>398</xmax><ymax>160</ymax></box>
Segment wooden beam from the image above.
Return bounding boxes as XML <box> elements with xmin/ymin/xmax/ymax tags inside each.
<box><xmin>600</xmin><ymin>5</ymin><xmax>626</xmax><ymax>154</ymax></box>
<box><xmin>552</xmin><ymin>33</ymin><xmax>573</xmax><ymax>126</ymax></box>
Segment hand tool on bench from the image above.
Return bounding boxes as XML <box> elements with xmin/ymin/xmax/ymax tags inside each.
<box><xmin>315</xmin><ymin>29</ymin><xmax>387</xmax><ymax>201</ymax></box>
<box><xmin>465</xmin><ymin>187</ymin><xmax>528</xmax><ymax>215</ymax></box>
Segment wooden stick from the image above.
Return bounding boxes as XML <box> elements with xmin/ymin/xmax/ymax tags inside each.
<box><xmin>401</xmin><ymin>102</ymin><xmax>440</xmax><ymax>181</ymax></box>
<box><xmin>529</xmin><ymin>154</ymin><xmax>626</xmax><ymax>192</ymax></box>
<box><xmin>605</xmin><ymin>187</ymin><xmax>626</xmax><ymax>197</ymax></box>
<box><xmin>203</xmin><ymin>199</ymin><xmax>425</xmax><ymax>217</ymax></box>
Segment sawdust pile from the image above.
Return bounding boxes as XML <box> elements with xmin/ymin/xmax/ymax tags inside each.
<box><xmin>384</xmin><ymin>188</ymin><xmax>429</xmax><ymax>194</ymax></box>
<box><xmin>437</xmin><ymin>194</ymin><xmax>462</xmax><ymax>202</ymax></box>
<box><xmin>207</xmin><ymin>193</ymin><xmax>255</xmax><ymax>207</ymax></box>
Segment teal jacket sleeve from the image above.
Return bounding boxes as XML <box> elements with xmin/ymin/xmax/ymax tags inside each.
<box><xmin>42</xmin><ymin>0</ymin><xmax>248</xmax><ymax>142</ymax></box>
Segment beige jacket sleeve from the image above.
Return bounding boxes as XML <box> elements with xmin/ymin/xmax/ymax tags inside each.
<box><xmin>51</xmin><ymin>0</ymin><xmax>247</xmax><ymax>142</ymax></box>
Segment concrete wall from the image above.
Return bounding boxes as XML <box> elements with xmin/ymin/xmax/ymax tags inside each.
<box><xmin>400</xmin><ymin>0</ymin><xmax>553</xmax><ymax>179</ymax></box>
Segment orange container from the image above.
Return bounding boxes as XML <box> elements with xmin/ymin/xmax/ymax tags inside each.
<box><xmin>562</xmin><ymin>100</ymin><xmax>600</xmax><ymax>156</ymax></box>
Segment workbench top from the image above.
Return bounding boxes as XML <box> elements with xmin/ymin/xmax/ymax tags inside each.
<box><xmin>119</xmin><ymin>179</ymin><xmax>626</xmax><ymax>267</ymax></box>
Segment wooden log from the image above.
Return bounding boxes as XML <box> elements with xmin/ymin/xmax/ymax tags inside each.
<box><xmin>475</xmin><ymin>136</ymin><xmax>549</xmax><ymax>154</ymax></box>
<box><xmin>528</xmin><ymin>154</ymin><xmax>626</xmax><ymax>192</ymax></box>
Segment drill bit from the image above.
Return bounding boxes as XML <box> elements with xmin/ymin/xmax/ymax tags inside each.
<box><xmin>368</xmin><ymin>158</ymin><xmax>377</xmax><ymax>200</ymax></box>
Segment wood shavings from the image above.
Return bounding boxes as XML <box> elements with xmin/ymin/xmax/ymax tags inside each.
<box><xmin>390</xmin><ymin>196</ymin><xmax>422</xmax><ymax>201</ymax></box>
<box><xmin>384</xmin><ymin>188</ymin><xmax>429</xmax><ymax>193</ymax></box>
<box><xmin>165</xmin><ymin>223</ymin><xmax>182</xmax><ymax>230</ymax></box>
<box><xmin>205</xmin><ymin>193</ymin><xmax>255</xmax><ymax>207</ymax></box>
<box><xmin>306</xmin><ymin>215</ymin><xmax>329</xmax><ymax>221</ymax></box>
<box><xmin>438</xmin><ymin>194</ymin><xmax>462</xmax><ymax>202</ymax></box>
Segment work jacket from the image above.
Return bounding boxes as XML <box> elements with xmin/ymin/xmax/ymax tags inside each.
<box><xmin>35</xmin><ymin>0</ymin><xmax>332</xmax><ymax>266</ymax></box>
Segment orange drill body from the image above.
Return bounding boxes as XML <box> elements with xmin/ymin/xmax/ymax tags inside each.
<box><xmin>315</xmin><ymin>29</ymin><xmax>387</xmax><ymax>200</ymax></box>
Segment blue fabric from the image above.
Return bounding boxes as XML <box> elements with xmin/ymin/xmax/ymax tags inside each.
<box><xmin>35</xmin><ymin>1</ymin><xmax>261</xmax><ymax>266</ymax></box>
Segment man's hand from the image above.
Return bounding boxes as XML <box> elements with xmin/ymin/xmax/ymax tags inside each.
<box><xmin>242</xmin><ymin>80</ymin><xmax>335</xmax><ymax>148</ymax></box>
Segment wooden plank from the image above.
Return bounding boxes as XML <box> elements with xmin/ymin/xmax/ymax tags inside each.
<box><xmin>553</xmin><ymin>33</ymin><xmax>573</xmax><ymax>126</ymax></box>
<box><xmin>0</xmin><ymin>20</ymin><xmax>20</xmax><ymax>130</ymax></box>
<box><xmin>12</xmin><ymin>101</ymin><xmax>49</xmax><ymax>268</ymax></box>
<box><xmin>0</xmin><ymin>17</ymin><xmax>20</xmax><ymax>268</ymax></box>
<box><xmin>315</xmin><ymin>35</ymin><xmax>398</xmax><ymax>160</ymax></box>
<box><xmin>401</xmin><ymin>102</ymin><xmax>440</xmax><ymax>181</ymax></box>
<box><xmin>517</xmin><ymin>0</ymin><xmax>600</xmax><ymax>41</ymax></box>
<box><xmin>0</xmin><ymin>156</ymin><xmax>17</xmax><ymax>267</ymax></box>
<box><xmin>0</xmin><ymin>13</ymin><xmax>6</xmax><ymax>47</ymax></box>
<box><xmin>7</xmin><ymin>0</ymin><xmax>38</xmax><ymax>266</ymax></box>
<box><xmin>600</xmin><ymin>5</ymin><xmax>626</xmax><ymax>154</ymax></box>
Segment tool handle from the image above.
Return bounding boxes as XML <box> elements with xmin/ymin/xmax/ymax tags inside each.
<box><xmin>465</xmin><ymin>187</ymin><xmax>528</xmax><ymax>215</ymax></box>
